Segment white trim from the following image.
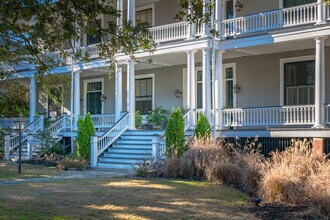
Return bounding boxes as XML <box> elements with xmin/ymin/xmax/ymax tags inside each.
<box><xmin>183</xmin><ymin>68</ymin><xmax>187</xmax><ymax>109</ymax></box>
<box><xmin>279</xmin><ymin>55</ymin><xmax>315</xmax><ymax>106</ymax></box>
<box><xmin>136</xmin><ymin>3</ymin><xmax>155</xmax><ymax>27</ymax></box>
<box><xmin>135</xmin><ymin>73</ymin><xmax>155</xmax><ymax>111</ymax></box>
<box><xmin>83</xmin><ymin>78</ymin><xmax>105</xmax><ymax>114</ymax></box>
<box><xmin>223</xmin><ymin>63</ymin><xmax>237</xmax><ymax>108</ymax></box>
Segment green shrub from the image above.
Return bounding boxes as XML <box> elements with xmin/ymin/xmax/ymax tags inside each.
<box><xmin>135</xmin><ymin>110</ymin><xmax>142</xmax><ymax>129</ymax></box>
<box><xmin>147</xmin><ymin>106</ymin><xmax>168</xmax><ymax>129</ymax></box>
<box><xmin>194</xmin><ymin>113</ymin><xmax>211</xmax><ymax>139</ymax></box>
<box><xmin>165</xmin><ymin>108</ymin><xmax>185</xmax><ymax>157</ymax></box>
<box><xmin>76</xmin><ymin>113</ymin><xmax>95</xmax><ymax>161</ymax></box>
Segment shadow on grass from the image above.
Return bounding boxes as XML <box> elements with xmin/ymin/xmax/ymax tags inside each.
<box><xmin>0</xmin><ymin>177</ymin><xmax>254</xmax><ymax>220</ymax></box>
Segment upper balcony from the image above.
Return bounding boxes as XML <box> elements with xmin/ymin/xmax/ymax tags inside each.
<box><xmin>84</xmin><ymin>2</ymin><xmax>330</xmax><ymax>58</ymax></box>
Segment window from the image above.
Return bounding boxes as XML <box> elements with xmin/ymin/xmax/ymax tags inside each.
<box><xmin>86</xmin><ymin>81</ymin><xmax>102</xmax><ymax>114</ymax></box>
<box><xmin>136</xmin><ymin>9</ymin><xmax>153</xmax><ymax>27</ymax></box>
<box><xmin>283</xmin><ymin>0</ymin><xmax>315</xmax><ymax>8</ymax></box>
<box><xmin>135</xmin><ymin>78</ymin><xmax>153</xmax><ymax>114</ymax></box>
<box><xmin>284</xmin><ymin>60</ymin><xmax>315</xmax><ymax>105</ymax></box>
<box><xmin>196</xmin><ymin>70</ymin><xmax>213</xmax><ymax>109</ymax></box>
<box><xmin>87</xmin><ymin>19</ymin><xmax>102</xmax><ymax>45</ymax></box>
<box><xmin>225</xmin><ymin>67</ymin><xmax>234</xmax><ymax>108</ymax></box>
<box><xmin>48</xmin><ymin>86</ymin><xmax>63</xmax><ymax>119</ymax></box>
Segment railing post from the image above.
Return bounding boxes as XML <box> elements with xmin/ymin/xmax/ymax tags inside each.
<box><xmin>90</xmin><ymin>135</ymin><xmax>98</xmax><ymax>168</ymax></box>
<box><xmin>40</xmin><ymin>115</ymin><xmax>45</xmax><ymax>131</ymax></box>
<box><xmin>316</xmin><ymin>0</ymin><xmax>326</xmax><ymax>25</ymax></box>
<box><xmin>4</xmin><ymin>135</ymin><xmax>10</xmax><ymax>160</ymax></box>
<box><xmin>152</xmin><ymin>135</ymin><xmax>160</xmax><ymax>162</ymax></box>
<box><xmin>27</xmin><ymin>135</ymin><xmax>34</xmax><ymax>160</ymax></box>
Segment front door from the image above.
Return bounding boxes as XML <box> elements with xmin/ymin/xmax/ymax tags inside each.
<box><xmin>85</xmin><ymin>81</ymin><xmax>103</xmax><ymax>115</ymax></box>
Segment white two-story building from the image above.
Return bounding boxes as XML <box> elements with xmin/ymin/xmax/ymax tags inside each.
<box><xmin>4</xmin><ymin>0</ymin><xmax>330</xmax><ymax>168</ymax></box>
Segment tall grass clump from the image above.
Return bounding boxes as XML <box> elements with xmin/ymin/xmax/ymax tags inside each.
<box><xmin>259</xmin><ymin>139</ymin><xmax>316</xmax><ymax>204</ymax></box>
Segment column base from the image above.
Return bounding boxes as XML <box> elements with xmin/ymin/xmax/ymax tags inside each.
<box><xmin>312</xmin><ymin>124</ymin><xmax>326</xmax><ymax>129</ymax></box>
<box><xmin>312</xmin><ymin>138</ymin><xmax>324</xmax><ymax>158</ymax></box>
<box><xmin>315</xmin><ymin>21</ymin><xmax>327</xmax><ymax>25</ymax></box>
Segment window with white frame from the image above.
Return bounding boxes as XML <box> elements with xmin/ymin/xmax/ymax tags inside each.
<box><xmin>135</xmin><ymin>78</ymin><xmax>153</xmax><ymax>114</ymax></box>
<box><xmin>225</xmin><ymin>67</ymin><xmax>234</xmax><ymax>108</ymax></box>
<box><xmin>136</xmin><ymin>8</ymin><xmax>153</xmax><ymax>27</ymax></box>
<box><xmin>284</xmin><ymin>60</ymin><xmax>315</xmax><ymax>106</ymax></box>
<box><xmin>196</xmin><ymin>70</ymin><xmax>213</xmax><ymax>109</ymax></box>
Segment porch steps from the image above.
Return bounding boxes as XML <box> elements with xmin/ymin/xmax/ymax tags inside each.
<box><xmin>97</xmin><ymin>130</ymin><xmax>157</xmax><ymax>170</ymax></box>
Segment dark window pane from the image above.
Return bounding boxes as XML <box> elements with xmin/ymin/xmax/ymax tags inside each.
<box><xmin>284</xmin><ymin>60</ymin><xmax>315</xmax><ymax>105</ymax></box>
<box><xmin>135</xmin><ymin>78</ymin><xmax>153</xmax><ymax>114</ymax></box>
<box><xmin>87</xmin><ymin>20</ymin><xmax>102</xmax><ymax>45</ymax></box>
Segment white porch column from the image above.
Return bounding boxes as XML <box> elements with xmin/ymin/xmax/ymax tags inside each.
<box><xmin>316</xmin><ymin>0</ymin><xmax>326</xmax><ymax>25</ymax></box>
<box><xmin>215</xmin><ymin>0</ymin><xmax>222</xmax><ymax>33</ymax></box>
<box><xmin>127</xmin><ymin>60</ymin><xmax>135</xmax><ymax>129</ymax></box>
<box><xmin>187</xmin><ymin>1</ymin><xmax>196</xmax><ymax>39</ymax></box>
<box><xmin>187</xmin><ymin>50</ymin><xmax>197</xmax><ymax>126</ymax></box>
<box><xmin>202</xmin><ymin>0</ymin><xmax>210</xmax><ymax>37</ymax></box>
<box><xmin>29</xmin><ymin>76</ymin><xmax>36</xmax><ymax>122</ymax></box>
<box><xmin>115</xmin><ymin>63</ymin><xmax>123</xmax><ymax>121</ymax></box>
<box><xmin>117</xmin><ymin>0</ymin><xmax>124</xmax><ymax>32</ymax></box>
<box><xmin>127</xmin><ymin>0</ymin><xmax>136</xmax><ymax>26</ymax></box>
<box><xmin>314</xmin><ymin>36</ymin><xmax>326</xmax><ymax>128</ymax></box>
<box><xmin>215</xmin><ymin>50</ymin><xmax>224</xmax><ymax>128</ymax></box>
<box><xmin>203</xmin><ymin>47</ymin><xmax>211</xmax><ymax>121</ymax></box>
<box><xmin>74</xmin><ymin>71</ymin><xmax>81</xmax><ymax>129</ymax></box>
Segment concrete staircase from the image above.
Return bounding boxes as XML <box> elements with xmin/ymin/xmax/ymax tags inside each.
<box><xmin>97</xmin><ymin>130</ymin><xmax>163</xmax><ymax>169</ymax></box>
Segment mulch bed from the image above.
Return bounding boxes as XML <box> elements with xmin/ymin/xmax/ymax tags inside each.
<box><xmin>22</xmin><ymin>157</ymin><xmax>59</xmax><ymax>167</ymax></box>
<box><xmin>248</xmin><ymin>203</ymin><xmax>316</xmax><ymax>220</ymax></box>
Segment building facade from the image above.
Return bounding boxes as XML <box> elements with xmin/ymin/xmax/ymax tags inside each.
<box><xmin>4</xmin><ymin>0</ymin><xmax>330</xmax><ymax>168</ymax></box>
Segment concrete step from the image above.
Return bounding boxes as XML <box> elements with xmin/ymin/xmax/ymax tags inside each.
<box><xmin>103</xmin><ymin>152</ymin><xmax>152</xmax><ymax>159</ymax></box>
<box><xmin>107</xmin><ymin>148</ymin><xmax>152</xmax><ymax>154</ymax></box>
<box><xmin>98</xmin><ymin>157</ymin><xmax>145</xmax><ymax>164</ymax></box>
<box><xmin>112</xmin><ymin>143</ymin><xmax>152</xmax><ymax>149</ymax></box>
<box><xmin>124</xmin><ymin>130</ymin><xmax>164</xmax><ymax>136</ymax></box>
<box><xmin>97</xmin><ymin>162</ymin><xmax>137</xmax><ymax>170</ymax></box>
<box><xmin>115</xmin><ymin>139</ymin><xmax>152</xmax><ymax>144</ymax></box>
<box><xmin>119</xmin><ymin>135</ymin><xmax>154</xmax><ymax>140</ymax></box>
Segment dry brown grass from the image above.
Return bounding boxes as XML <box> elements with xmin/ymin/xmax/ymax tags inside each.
<box><xmin>0</xmin><ymin>177</ymin><xmax>255</xmax><ymax>219</ymax></box>
<box><xmin>0</xmin><ymin>161</ymin><xmax>62</xmax><ymax>180</ymax></box>
<box><xmin>259</xmin><ymin>139</ymin><xmax>330</xmax><ymax>217</ymax></box>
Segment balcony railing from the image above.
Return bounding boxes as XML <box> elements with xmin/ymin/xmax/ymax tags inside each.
<box><xmin>220</xmin><ymin>3</ymin><xmax>319</xmax><ymax>38</ymax></box>
<box><xmin>221</xmin><ymin>105</ymin><xmax>315</xmax><ymax>127</ymax></box>
<box><xmin>149</xmin><ymin>21</ymin><xmax>188</xmax><ymax>43</ymax></box>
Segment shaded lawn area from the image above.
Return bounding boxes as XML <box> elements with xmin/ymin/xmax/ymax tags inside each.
<box><xmin>0</xmin><ymin>177</ymin><xmax>257</xmax><ymax>220</ymax></box>
<box><xmin>0</xmin><ymin>161</ymin><xmax>62</xmax><ymax>180</ymax></box>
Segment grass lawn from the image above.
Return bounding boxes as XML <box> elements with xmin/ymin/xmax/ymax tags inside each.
<box><xmin>0</xmin><ymin>161</ymin><xmax>62</xmax><ymax>180</ymax></box>
<box><xmin>0</xmin><ymin>177</ymin><xmax>256</xmax><ymax>219</ymax></box>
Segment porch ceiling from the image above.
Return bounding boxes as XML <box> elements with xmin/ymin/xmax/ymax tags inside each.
<box><xmin>223</xmin><ymin>37</ymin><xmax>330</xmax><ymax>59</ymax></box>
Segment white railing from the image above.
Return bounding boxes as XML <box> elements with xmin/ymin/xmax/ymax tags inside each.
<box><xmin>222</xmin><ymin>105</ymin><xmax>315</xmax><ymax>127</ymax></box>
<box><xmin>6</xmin><ymin>115</ymin><xmax>44</xmax><ymax>151</ymax></box>
<box><xmin>86</xmin><ymin>44</ymin><xmax>100</xmax><ymax>58</ymax></box>
<box><xmin>221</xmin><ymin>3</ymin><xmax>318</xmax><ymax>38</ymax></box>
<box><xmin>183</xmin><ymin>109</ymin><xmax>192</xmax><ymax>131</ymax></box>
<box><xmin>90</xmin><ymin>113</ymin><xmax>130</xmax><ymax>167</ymax></box>
<box><xmin>149</xmin><ymin>21</ymin><xmax>188</xmax><ymax>43</ymax></box>
<box><xmin>79</xmin><ymin>113</ymin><xmax>125</xmax><ymax>128</ymax></box>
<box><xmin>48</xmin><ymin>115</ymin><xmax>68</xmax><ymax>134</ymax></box>
<box><xmin>327</xmin><ymin>4</ymin><xmax>330</xmax><ymax>20</ymax></box>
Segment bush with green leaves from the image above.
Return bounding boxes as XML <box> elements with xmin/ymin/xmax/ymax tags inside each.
<box><xmin>135</xmin><ymin>111</ymin><xmax>142</xmax><ymax>129</ymax></box>
<box><xmin>165</xmin><ymin>108</ymin><xmax>185</xmax><ymax>157</ymax></box>
<box><xmin>76</xmin><ymin>113</ymin><xmax>95</xmax><ymax>161</ymax></box>
<box><xmin>147</xmin><ymin>106</ymin><xmax>168</xmax><ymax>129</ymax></box>
<box><xmin>194</xmin><ymin>113</ymin><xmax>211</xmax><ymax>139</ymax></box>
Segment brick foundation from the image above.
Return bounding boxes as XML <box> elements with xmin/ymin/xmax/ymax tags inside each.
<box><xmin>312</xmin><ymin>138</ymin><xmax>324</xmax><ymax>158</ymax></box>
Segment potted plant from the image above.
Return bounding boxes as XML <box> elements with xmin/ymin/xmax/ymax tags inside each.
<box><xmin>147</xmin><ymin>106</ymin><xmax>169</xmax><ymax>130</ymax></box>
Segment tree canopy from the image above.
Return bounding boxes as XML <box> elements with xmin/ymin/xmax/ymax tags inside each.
<box><xmin>0</xmin><ymin>0</ymin><xmax>154</xmax><ymax>78</ymax></box>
